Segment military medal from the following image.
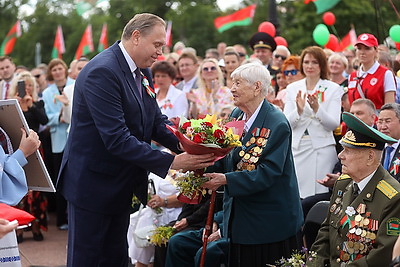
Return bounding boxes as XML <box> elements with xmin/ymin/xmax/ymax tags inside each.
<box><xmin>236</xmin><ymin>127</ymin><xmax>270</xmax><ymax>171</ymax></box>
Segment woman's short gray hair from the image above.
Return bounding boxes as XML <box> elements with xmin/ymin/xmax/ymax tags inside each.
<box><xmin>328</xmin><ymin>52</ymin><xmax>349</xmax><ymax>70</ymax></box>
<box><xmin>121</xmin><ymin>13</ymin><xmax>165</xmax><ymax>40</ymax></box>
<box><xmin>231</xmin><ymin>62</ymin><xmax>271</xmax><ymax>95</ymax></box>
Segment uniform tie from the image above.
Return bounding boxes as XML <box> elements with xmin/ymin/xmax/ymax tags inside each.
<box><xmin>384</xmin><ymin>146</ymin><xmax>395</xmax><ymax>170</ymax></box>
<box><xmin>351</xmin><ymin>182</ymin><xmax>359</xmax><ymax>202</ymax></box>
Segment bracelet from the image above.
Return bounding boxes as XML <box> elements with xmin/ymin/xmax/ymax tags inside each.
<box><xmin>164</xmin><ymin>198</ymin><xmax>168</xmax><ymax>207</ymax></box>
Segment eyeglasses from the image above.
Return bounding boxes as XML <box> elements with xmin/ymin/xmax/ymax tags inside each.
<box><xmin>274</xmin><ymin>54</ymin><xmax>287</xmax><ymax>60</ymax></box>
<box><xmin>202</xmin><ymin>66</ymin><xmax>217</xmax><ymax>72</ymax></box>
<box><xmin>33</xmin><ymin>74</ymin><xmax>41</xmax><ymax>78</ymax></box>
<box><xmin>283</xmin><ymin>69</ymin><xmax>299</xmax><ymax>76</ymax></box>
<box><xmin>238</xmin><ymin>52</ymin><xmax>246</xmax><ymax>57</ymax></box>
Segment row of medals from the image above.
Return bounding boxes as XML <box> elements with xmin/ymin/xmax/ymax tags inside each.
<box><xmin>237</xmin><ymin>136</ymin><xmax>267</xmax><ymax>171</ymax></box>
<box><xmin>334</xmin><ymin>199</ymin><xmax>378</xmax><ymax>263</ymax></box>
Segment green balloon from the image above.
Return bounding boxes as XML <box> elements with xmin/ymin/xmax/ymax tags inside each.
<box><xmin>313</xmin><ymin>24</ymin><xmax>330</xmax><ymax>46</ymax></box>
<box><xmin>389</xmin><ymin>25</ymin><xmax>400</xmax><ymax>43</ymax></box>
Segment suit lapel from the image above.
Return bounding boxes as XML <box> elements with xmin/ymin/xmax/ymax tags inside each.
<box><xmin>112</xmin><ymin>42</ymin><xmax>146</xmax><ymax>121</ymax></box>
<box><xmin>389</xmin><ymin>144</ymin><xmax>400</xmax><ymax>180</ymax></box>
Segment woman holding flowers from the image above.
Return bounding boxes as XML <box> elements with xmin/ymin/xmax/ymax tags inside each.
<box><xmin>283</xmin><ymin>46</ymin><xmax>343</xmax><ymax>200</ymax></box>
<box><xmin>186</xmin><ymin>58</ymin><xmax>233</xmax><ymax>119</ymax></box>
<box><xmin>166</xmin><ymin>62</ymin><xmax>303</xmax><ymax>266</ymax></box>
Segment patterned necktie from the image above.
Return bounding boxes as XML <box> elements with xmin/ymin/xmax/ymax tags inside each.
<box><xmin>4</xmin><ymin>82</ymin><xmax>10</xmax><ymax>100</ymax></box>
<box><xmin>384</xmin><ymin>146</ymin><xmax>395</xmax><ymax>170</ymax></box>
<box><xmin>134</xmin><ymin>68</ymin><xmax>142</xmax><ymax>98</ymax></box>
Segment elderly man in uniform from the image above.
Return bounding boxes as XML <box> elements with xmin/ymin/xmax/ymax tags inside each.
<box><xmin>310</xmin><ymin>112</ymin><xmax>400</xmax><ymax>266</ymax></box>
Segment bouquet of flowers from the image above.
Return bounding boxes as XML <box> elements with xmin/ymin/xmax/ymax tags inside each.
<box><xmin>266</xmin><ymin>248</ymin><xmax>317</xmax><ymax>267</ymax></box>
<box><xmin>166</xmin><ymin>114</ymin><xmax>244</xmax><ymax>204</ymax></box>
<box><xmin>149</xmin><ymin>226</ymin><xmax>176</xmax><ymax>246</ymax></box>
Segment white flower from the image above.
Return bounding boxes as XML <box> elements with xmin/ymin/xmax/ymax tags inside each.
<box><xmin>345</xmin><ymin>206</ymin><xmax>355</xmax><ymax>216</ymax></box>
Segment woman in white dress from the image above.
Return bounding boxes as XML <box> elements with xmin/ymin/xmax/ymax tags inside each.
<box><xmin>127</xmin><ymin>172</ymin><xmax>182</xmax><ymax>267</ymax></box>
<box><xmin>283</xmin><ymin>46</ymin><xmax>343</xmax><ymax>199</ymax></box>
<box><xmin>152</xmin><ymin>61</ymin><xmax>188</xmax><ymax>119</ymax></box>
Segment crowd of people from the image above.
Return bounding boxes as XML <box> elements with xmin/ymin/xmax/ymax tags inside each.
<box><xmin>1</xmin><ymin>11</ymin><xmax>400</xmax><ymax>267</ymax></box>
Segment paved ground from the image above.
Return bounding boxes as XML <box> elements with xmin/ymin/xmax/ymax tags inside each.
<box><xmin>17</xmin><ymin>212</ymin><xmax>67</xmax><ymax>267</ymax></box>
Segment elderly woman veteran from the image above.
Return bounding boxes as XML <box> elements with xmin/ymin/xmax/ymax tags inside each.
<box><xmin>201</xmin><ymin>63</ymin><xmax>303</xmax><ymax>266</ymax></box>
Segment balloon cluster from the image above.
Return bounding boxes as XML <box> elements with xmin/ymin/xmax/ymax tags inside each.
<box><xmin>258</xmin><ymin>21</ymin><xmax>288</xmax><ymax>48</ymax></box>
<box><xmin>390</xmin><ymin>25</ymin><xmax>400</xmax><ymax>50</ymax></box>
<box><xmin>312</xmin><ymin>12</ymin><xmax>339</xmax><ymax>50</ymax></box>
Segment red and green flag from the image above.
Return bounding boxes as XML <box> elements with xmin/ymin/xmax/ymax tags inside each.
<box><xmin>51</xmin><ymin>25</ymin><xmax>66</xmax><ymax>59</ymax></box>
<box><xmin>75</xmin><ymin>24</ymin><xmax>94</xmax><ymax>59</ymax></box>
<box><xmin>338</xmin><ymin>28</ymin><xmax>357</xmax><ymax>51</ymax></box>
<box><xmin>0</xmin><ymin>21</ymin><xmax>21</xmax><ymax>56</ymax></box>
<box><xmin>313</xmin><ymin>0</ymin><xmax>341</xmax><ymax>14</ymax></box>
<box><xmin>98</xmin><ymin>23</ymin><xmax>108</xmax><ymax>52</ymax></box>
<box><xmin>214</xmin><ymin>4</ymin><xmax>257</xmax><ymax>33</ymax></box>
<box><xmin>165</xmin><ymin>21</ymin><xmax>173</xmax><ymax>47</ymax></box>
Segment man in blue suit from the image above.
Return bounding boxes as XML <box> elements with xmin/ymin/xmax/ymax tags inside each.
<box><xmin>57</xmin><ymin>13</ymin><xmax>215</xmax><ymax>267</ymax></box>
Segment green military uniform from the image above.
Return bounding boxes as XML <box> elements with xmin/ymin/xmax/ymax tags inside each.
<box><xmin>311</xmin><ymin>168</ymin><xmax>400</xmax><ymax>266</ymax></box>
<box><xmin>310</xmin><ymin>112</ymin><xmax>400</xmax><ymax>266</ymax></box>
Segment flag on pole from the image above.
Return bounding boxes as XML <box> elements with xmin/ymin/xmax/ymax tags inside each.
<box><xmin>0</xmin><ymin>21</ymin><xmax>22</xmax><ymax>56</ymax></box>
<box><xmin>165</xmin><ymin>21</ymin><xmax>173</xmax><ymax>47</ymax></box>
<box><xmin>98</xmin><ymin>23</ymin><xmax>108</xmax><ymax>52</ymax></box>
<box><xmin>75</xmin><ymin>25</ymin><xmax>94</xmax><ymax>59</ymax></box>
<box><xmin>313</xmin><ymin>0</ymin><xmax>341</xmax><ymax>14</ymax></box>
<box><xmin>214</xmin><ymin>4</ymin><xmax>257</xmax><ymax>33</ymax></box>
<box><xmin>338</xmin><ymin>28</ymin><xmax>357</xmax><ymax>51</ymax></box>
<box><xmin>51</xmin><ymin>25</ymin><xmax>66</xmax><ymax>59</ymax></box>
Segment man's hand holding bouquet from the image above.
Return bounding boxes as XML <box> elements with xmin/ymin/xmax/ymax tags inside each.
<box><xmin>167</xmin><ymin>114</ymin><xmax>243</xmax><ymax>204</ymax></box>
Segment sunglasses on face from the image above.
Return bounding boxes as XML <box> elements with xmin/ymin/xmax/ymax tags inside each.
<box><xmin>203</xmin><ymin>66</ymin><xmax>217</xmax><ymax>72</ymax></box>
<box><xmin>33</xmin><ymin>74</ymin><xmax>41</xmax><ymax>78</ymax></box>
<box><xmin>274</xmin><ymin>54</ymin><xmax>287</xmax><ymax>60</ymax></box>
<box><xmin>283</xmin><ymin>69</ymin><xmax>299</xmax><ymax>76</ymax></box>
<box><xmin>238</xmin><ymin>52</ymin><xmax>246</xmax><ymax>57</ymax></box>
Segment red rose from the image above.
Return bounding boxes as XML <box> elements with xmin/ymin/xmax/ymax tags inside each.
<box><xmin>213</xmin><ymin>129</ymin><xmax>225</xmax><ymax>139</ymax></box>
<box><xmin>202</xmin><ymin>122</ymin><xmax>213</xmax><ymax>128</ymax></box>
<box><xmin>193</xmin><ymin>133</ymin><xmax>204</xmax><ymax>143</ymax></box>
<box><xmin>182</xmin><ymin>122</ymin><xmax>191</xmax><ymax>130</ymax></box>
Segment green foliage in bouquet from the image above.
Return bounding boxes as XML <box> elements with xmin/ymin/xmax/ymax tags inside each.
<box><xmin>268</xmin><ymin>249</ymin><xmax>317</xmax><ymax>267</ymax></box>
<box><xmin>175</xmin><ymin>171</ymin><xmax>209</xmax><ymax>199</ymax></box>
<box><xmin>149</xmin><ymin>226</ymin><xmax>176</xmax><ymax>246</ymax></box>
<box><xmin>131</xmin><ymin>194</ymin><xmax>163</xmax><ymax>214</ymax></box>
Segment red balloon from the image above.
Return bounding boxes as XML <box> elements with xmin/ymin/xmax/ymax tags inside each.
<box><xmin>258</xmin><ymin>22</ymin><xmax>276</xmax><ymax>37</ymax></box>
<box><xmin>322</xmin><ymin>12</ymin><xmax>336</xmax><ymax>26</ymax></box>
<box><xmin>396</xmin><ymin>42</ymin><xmax>400</xmax><ymax>51</ymax></box>
<box><xmin>325</xmin><ymin>34</ymin><xmax>339</xmax><ymax>51</ymax></box>
<box><xmin>274</xmin><ymin>36</ymin><xmax>288</xmax><ymax>47</ymax></box>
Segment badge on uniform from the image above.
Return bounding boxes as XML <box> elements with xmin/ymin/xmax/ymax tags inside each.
<box><xmin>387</xmin><ymin>218</ymin><xmax>400</xmax><ymax>236</ymax></box>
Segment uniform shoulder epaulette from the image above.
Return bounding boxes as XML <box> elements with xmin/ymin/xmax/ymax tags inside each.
<box><xmin>337</xmin><ymin>174</ymin><xmax>351</xmax><ymax>181</ymax></box>
<box><xmin>377</xmin><ymin>180</ymin><xmax>399</xmax><ymax>199</ymax></box>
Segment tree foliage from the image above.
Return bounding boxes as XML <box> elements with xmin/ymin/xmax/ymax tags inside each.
<box><xmin>0</xmin><ymin>0</ymin><xmax>398</xmax><ymax>68</ymax></box>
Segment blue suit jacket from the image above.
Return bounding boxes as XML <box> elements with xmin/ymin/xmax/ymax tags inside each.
<box><xmin>57</xmin><ymin>42</ymin><xmax>180</xmax><ymax>214</ymax></box>
<box><xmin>209</xmin><ymin>100</ymin><xmax>303</xmax><ymax>244</ymax></box>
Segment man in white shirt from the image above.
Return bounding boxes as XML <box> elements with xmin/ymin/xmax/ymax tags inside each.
<box><xmin>0</xmin><ymin>56</ymin><xmax>16</xmax><ymax>100</ymax></box>
<box><xmin>175</xmin><ymin>52</ymin><xmax>199</xmax><ymax>93</ymax></box>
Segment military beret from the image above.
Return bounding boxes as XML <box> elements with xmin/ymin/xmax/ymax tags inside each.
<box><xmin>340</xmin><ymin>112</ymin><xmax>397</xmax><ymax>150</ymax></box>
<box><xmin>249</xmin><ymin>32</ymin><xmax>277</xmax><ymax>51</ymax></box>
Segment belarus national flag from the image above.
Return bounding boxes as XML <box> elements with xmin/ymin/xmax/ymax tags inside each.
<box><xmin>0</xmin><ymin>21</ymin><xmax>22</xmax><ymax>56</ymax></box>
<box><xmin>98</xmin><ymin>23</ymin><xmax>108</xmax><ymax>52</ymax></box>
<box><xmin>165</xmin><ymin>21</ymin><xmax>173</xmax><ymax>47</ymax></box>
<box><xmin>75</xmin><ymin>24</ymin><xmax>94</xmax><ymax>59</ymax></box>
<box><xmin>338</xmin><ymin>28</ymin><xmax>357</xmax><ymax>52</ymax></box>
<box><xmin>214</xmin><ymin>4</ymin><xmax>257</xmax><ymax>33</ymax></box>
<box><xmin>51</xmin><ymin>25</ymin><xmax>66</xmax><ymax>59</ymax></box>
